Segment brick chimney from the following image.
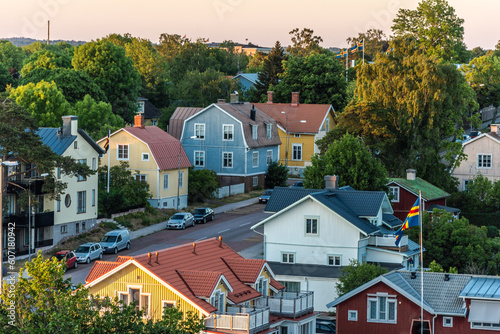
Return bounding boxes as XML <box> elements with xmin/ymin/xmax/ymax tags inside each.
<box><xmin>230</xmin><ymin>92</ymin><xmax>239</xmax><ymax>103</ymax></box>
<box><xmin>491</xmin><ymin>124</ymin><xmax>500</xmax><ymax>135</ymax></box>
<box><xmin>217</xmin><ymin>99</ymin><xmax>226</xmax><ymax>103</ymax></box>
<box><xmin>134</xmin><ymin>115</ymin><xmax>145</xmax><ymax>128</ymax></box>
<box><xmin>406</xmin><ymin>169</ymin><xmax>416</xmax><ymax>181</ymax></box>
<box><xmin>291</xmin><ymin>92</ymin><xmax>299</xmax><ymax>107</ymax></box>
<box><xmin>267</xmin><ymin>91</ymin><xmax>274</xmax><ymax>104</ymax></box>
<box><xmin>325</xmin><ymin>175</ymin><xmax>338</xmax><ymax>190</ymax></box>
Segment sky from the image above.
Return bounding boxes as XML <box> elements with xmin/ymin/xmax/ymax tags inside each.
<box><xmin>1</xmin><ymin>0</ymin><xmax>499</xmax><ymax>50</ymax></box>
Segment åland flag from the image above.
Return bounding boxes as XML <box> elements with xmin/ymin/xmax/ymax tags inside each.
<box><xmin>350</xmin><ymin>45</ymin><xmax>358</xmax><ymax>53</ymax></box>
<box><xmin>357</xmin><ymin>41</ymin><xmax>364</xmax><ymax>50</ymax></box>
<box><xmin>394</xmin><ymin>197</ymin><xmax>420</xmax><ymax>246</ymax></box>
<box><xmin>104</xmin><ymin>130</ymin><xmax>110</xmax><ymax>153</ymax></box>
<box><xmin>336</xmin><ymin>50</ymin><xmax>343</xmax><ymax>58</ymax></box>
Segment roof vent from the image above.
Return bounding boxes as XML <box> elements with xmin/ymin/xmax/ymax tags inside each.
<box><xmin>444</xmin><ymin>273</ymin><xmax>450</xmax><ymax>281</ymax></box>
<box><xmin>155</xmin><ymin>251</ymin><xmax>159</xmax><ymax>264</ymax></box>
<box><xmin>192</xmin><ymin>242</ymin><xmax>196</xmax><ymax>254</ymax></box>
<box><xmin>219</xmin><ymin>235</ymin><xmax>223</xmax><ymax>248</ymax></box>
<box><xmin>217</xmin><ymin>99</ymin><xmax>226</xmax><ymax>103</ymax></box>
<box><xmin>411</xmin><ymin>271</ymin><xmax>417</xmax><ymax>279</ymax></box>
<box><xmin>250</xmin><ymin>105</ymin><xmax>256</xmax><ymax>121</ymax></box>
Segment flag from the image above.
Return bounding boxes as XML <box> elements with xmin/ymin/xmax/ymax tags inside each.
<box><xmin>342</xmin><ymin>49</ymin><xmax>348</xmax><ymax>58</ymax></box>
<box><xmin>336</xmin><ymin>51</ymin><xmax>342</xmax><ymax>58</ymax></box>
<box><xmin>350</xmin><ymin>45</ymin><xmax>358</xmax><ymax>53</ymax></box>
<box><xmin>357</xmin><ymin>41</ymin><xmax>364</xmax><ymax>50</ymax></box>
<box><xmin>104</xmin><ymin>130</ymin><xmax>110</xmax><ymax>153</ymax></box>
<box><xmin>394</xmin><ymin>228</ymin><xmax>404</xmax><ymax>247</ymax></box>
<box><xmin>182</xmin><ymin>34</ymin><xmax>186</xmax><ymax>39</ymax></box>
<box><xmin>386</xmin><ymin>47</ymin><xmax>394</xmax><ymax>55</ymax></box>
<box><xmin>402</xmin><ymin>198</ymin><xmax>420</xmax><ymax>231</ymax></box>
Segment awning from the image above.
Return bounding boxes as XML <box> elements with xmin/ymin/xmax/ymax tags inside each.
<box><xmin>469</xmin><ymin>300</ymin><xmax>500</xmax><ymax>323</ymax></box>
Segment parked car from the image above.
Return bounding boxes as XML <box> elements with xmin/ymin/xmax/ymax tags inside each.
<box><xmin>167</xmin><ymin>212</ymin><xmax>195</xmax><ymax>229</ymax></box>
<box><xmin>470</xmin><ymin>130</ymin><xmax>480</xmax><ymax>138</ymax></box>
<box><xmin>193</xmin><ymin>207</ymin><xmax>215</xmax><ymax>224</ymax></box>
<box><xmin>52</xmin><ymin>250</ymin><xmax>78</xmax><ymax>270</ymax></box>
<box><xmin>316</xmin><ymin>319</ymin><xmax>336</xmax><ymax>333</ymax></box>
<box><xmin>74</xmin><ymin>242</ymin><xmax>103</xmax><ymax>264</ymax></box>
<box><xmin>293</xmin><ymin>181</ymin><xmax>304</xmax><ymax>188</ymax></box>
<box><xmin>100</xmin><ymin>229</ymin><xmax>131</xmax><ymax>254</ymax></box>
<box><xmin>455</xmin><ymin>134</ymin><xmax>471</xmax><ymax>143</ymax></box>
<box><xmin>259</xmin><ymin>189</ymin><xmax>274</xmax><ymax>203</ymax></box>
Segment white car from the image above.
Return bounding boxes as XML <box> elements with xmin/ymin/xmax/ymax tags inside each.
<box><xmin>167</xmin><ymin>212</ymin><xmax>195</xmax><ymax>230</ymax></box>
<box><xmin>74</xmin><ymin>242</ymin><xmax>103</xmax><ymax>264</ymax></box>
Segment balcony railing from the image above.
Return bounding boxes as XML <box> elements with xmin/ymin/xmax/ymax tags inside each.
<box><xmin>368</xmin><ymin>234</ymin><xmax>408</xmax><ymax>248</ymax></box>
<box><xmin>205</xmin><ymin>307</ymin><xmax>270</xmax><ymax>334</ymax></box>
<box><xmin>255</xmin><ymin>291</ymin><xmax>314</xmax><ymax>318</ymax></box>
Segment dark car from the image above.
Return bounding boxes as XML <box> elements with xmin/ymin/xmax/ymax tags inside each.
<box><xmin>316</xmin><ymin>320</ymin><xmax>336</xmax><ymax>334</ymax></box>
<box><xmin>259</xmin><ymin>189</ymin><xmax>274</xmax><ymax>203</ymax></box>
<box><xmin>53</xmin><ymin>250</ymin><xmax>78</xmax><ymax>270</ymax></box>
<box><xmin>193</xmin><ymin>207</ymin><xmax>215</xmax><ymax>224</ymax></box>
<box><xmin>293</xmin><ymin>181</ymin><xmax>304</xmax><ymax>188</ymax></box>
<box><xmin>470</xmin><ymin>130</ymin><xmax>480</xmax><ymax>139</ymax></box>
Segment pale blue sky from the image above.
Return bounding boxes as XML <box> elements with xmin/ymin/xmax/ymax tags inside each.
<box><xmin>1</xmin><ymin>0</ymin><xmax>498</xmax><ymax>49</ymax></box>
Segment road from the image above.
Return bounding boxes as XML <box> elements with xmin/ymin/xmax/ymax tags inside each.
<box><xmin>65</xmin><ymin>204</ymin><xmax>270</xmax><ymax>285</ymax></box>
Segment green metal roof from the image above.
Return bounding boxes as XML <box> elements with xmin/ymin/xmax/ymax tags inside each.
<box><xmin>388</xmin><ymin>177</ymin><xmax>449</xmax><ymax>201</ymax></box>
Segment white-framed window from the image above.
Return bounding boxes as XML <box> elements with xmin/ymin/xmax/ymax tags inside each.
<box><xmin>151</xmin><ymin>119</ymin><xmax>158</xmax><ymax>126</ymax></box>
<box><xmin>292</xmin><ymin>143</ymin><xmax>302</xmax><ymax>161</ymax></box>
<box><xmin>77</xmin><ymin>191</ymin><xmax>86</xmax><ymax>214</ymax></box>
<box><xmin>117</xmin><ymin>144</ymin><xmax>129</xmax><ymax>160</ymax></box>
<box><xmin>367</xmin><ymin>294</ymin><xmax>397</xmax><ymax>323</ymax></box>
<box><xmin>74</xmin><ymin>141</ymin><xmax>78</xmax><ymax>149</ymax></box>
<box><xmin>137</xmin><ymin>101</ymin><xmax>145</xmax><ymax>113</ymax></box>
<box><xmin>179</xmin><ymin>171</ymin><xmax>184</xmax><ymax>188</ymax></box>
<box><xmin>328</xmin><ymin>255</ymin><xmax>341</xmax><ymax>266</ymax></box>
<box><xmin>92</xmin><ymin>157</ymin><xmax>96</xmax><ymax>171</ymax></box>
<box><xmin>61</xmin><ymin>225</ymin><xmax>67</xmax><ymax>234</ymax></box>
<box><xmin>162</xmin><ymin>300</ymin><xmax>176</xmax><ymax>310</ymax></box>
<box><xmin>56</xmin><ymin>199</ymin><xmax>60</xmax><ymax>212</ymax></box>
<box><xmin>266</xmin><ymin>123</ymin><xmax>272</xmax><ymax>139</ymax></box>
<box><xmin>348</xmin><ymin>310</ymin><xmax>358</xmax><ymax>321</ymax></box>
<box><xmin>305</xmin><ymin>217</ymin><xmax>318</xmax><ymax>235</ymax></box>
<box><xmin>194</xmin><ymin>151</ymin><xmax>205</xmax><ymax>167</ymax></box>
<box><xmin>294</xmin><ymin>134</ymin><xmax>300</xmax><ymax>138</ymax></box>
<box><xmin>252</xmin><ymin>151</ymin><xmax>259</xmax><ymax>167</ymax></box>
<box><xmin>253</xmin><ymin>176</ymin><xmax>258</xmax><ymax>187</ymax></box>
<box><xmin>135</xmin><ymin>174</ymin><xmax>147</xmax><ymax>182</ymax></box>
<box><xmin>463</xmin><ymin>179</ymin><xmax>470</xmax><ymax>192</ymax></box>
<box><xmin>163</xmin><ymin>174</ymin><xmax>169</xmax><ymax>190</ymax></box>
<box><xmin>210</xmin><ymin>290</ymin><xmax>226</xmax><ymax>313</ymax></box>
<box><xmin>282</xmin><ymin>252</ymin><xmax>295</xmax><ymax>264</ymax></box>
<box><xmin>223</xmin><ymin>124</ymin><xmax>234</xmax><ymax>141</ymax></box>
<box><xmin>118</xmin><ymin>286</ymin><xmax>150</xmax><ymax>318</ymax></box>
<box><xmin>92</xmin><ymin>189</ymin><xmax>95</xmax><ymax>207</ymax></box>
<box><xmin>471</xmin><ymin>322</ymin><xmax>500</xmax><ymax>330</ymax></box>
<box><xmin>299</xmin><ymin>321</ymin><xmax>312</xmax><ymax>334</ymax></box>
<box><xmin>77</xmin><ymin>159</ymin><xmax>87</xmax><ymax>181</ymax></box>
<box><xmin>223</xmin><ymin>152</ymin><xmax>233</xmax><ymax>168</ymax></box>
<box><xmin>478</xmin><ymin>154</ymin><xmax>492</xmax><ymax>168</ymax></box>
<box><xmin>56</xmin><ymin>167</ymin><xmax>61</xmax><ymax>179</ymax></box>
<box><xmin>325</xmin><ymin>118</ymin><xmax>330</xmax><ymax>132</ymax></box>
<box><xmin>252</xmin><ymin>124</ymin><xmax>258</xmax><ymax>140</ymax></box>
<box><xmin>266</xmin><ymin>150</ymin><xmax>272</xmax><ymax>165</ymax></box>
<box><xmin>194</xmin><ymin>123</ymin><xmax>205</xmax><ymax>139</ymax></box>
<box><xmin>142</xmin><ymin>153</ymin><xmax>149</xmax><ymax>161</ymax></box>
<box><xmin>443</xmin><ymin>316</ymin><xmax>453</xmax><ymax>328</ymax></box>
<box><xmin>255</xmin><ymin>277</ymin><xmax>268</xmax><ymax>297</ymax></box>
<box><xmin>389</xmin><ymin>186</ymin><xmax>399</xmax><ymax>202</ymax></box>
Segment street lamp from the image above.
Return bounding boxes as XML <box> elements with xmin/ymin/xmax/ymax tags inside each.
<box><xmin>177</xmin><ymin>136</ymin><xmax>196</xmax><ymax>211</ymax></box>
<box><xmin>281</xmin><ymin>111</ymin><xmax>306</xmax><ymax>166</ymax></box>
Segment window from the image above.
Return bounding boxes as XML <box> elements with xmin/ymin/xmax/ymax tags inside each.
<box><xmin>255</xmin><ymin>277</ymin><xmax>268</xmax><ymax>297</ymax></box>
<box><xmin>92</xmin><ymin>189</ymin><xmax>95</xmax><ymax>206</ymax></box>
<box><xmin>252</xmin><ymin>151</ymin><xmax>259</xmax><ymax>167</ymax></box>
<box><xmin>163</xmin><ymin>174</ymin><xmax>169</xmax><ymax>190</ymax></box>
<box><xmin>367</xmin><ymin>294</ymin><xmax>397</xmax><ymax>323</ymax></box>
<box><xmin>223</xmin><ymin>124</ymin><xmax>234</xmax><ymax>141</ymax></box>
<box><xmin>56</xmin><ymin>199</ymin><xmax>60</xmax><ymax>212</ymax></box>
<box><xmin>151</xmin><ymin>119</ymin><xmax>158</xmax><ymax>126</ymax></box>
<box><xmin>194</xmin><ymin>151</ymin><xmax>205</xmax><ymax>167</ymax></box>
<box><xmin>195</xmin><ymin>123</ymin><xmax>205</xmax><ymax>139</ymax></box>
<box><xmin>178</xmin><ymin>171</ymin><xmax>184</xmax><ymax>188</ymax></box>
<box><xmin>76</xmin><ymin>223</ymin><xmax>80</xmax><ymax>233</ymax></box>
<box><xmin>117</xmin><ymin>144</ymin><xmax>129</xmax><ymax>160</ymax></box>
<box><xmin>282</xmin><ymin>252</ymin><xmax>295</xmax><ymax>264</ymax></box>
<box><xmin>463</xmin><ymin>179</ymin><xmax>470</xmax><ymax>192</ymax></box>
<box><xmin>118</xmin><ymin>287</ymin><xmax>150</xmax><ymax>318</ymax></box>
<box><xmin>210</xmin><ymin>290</ymin><xmax>225</xmax><ymax>313</ymax></box>
<box><xmin>292</xmin><ymin>143</ymin><xmax>302</xmax><ymax>161</ymax></box>
<box><xmin>82</xmin><ymin>222</ymin><xmax>86</xmax><ymax>231</ymax></box>
<box><xmin>266</xmin><ymin>150</ymin><xmax>272</xmax><ymax>165</ymax></box>
<box><xmin>328</xmin><ymin>255</ymin><xmax>341</xmax><ymax>266</ymax></box>
<box><xmin>253</xmin><ymin>176</ymin><xmax>258</xmax><ymax>187</ymax></box>
<box><xmin>443</xmin><ymin>316</ymin><xmax>453</xmax><ymax>327</ymax></box>
<box><xmin>77</xmin><ymin>159</ymin><xmax>87</xmax><ymax>181</ymax></box>
<box><xmin>348</xmin><ymin>310</ymin><xmax>358</xmax><ymax>321</ymax></box>
<box><xmin>471</xmin><ymin>322</ymin><xmax>500</xmax><ymax>330</ymax></box>
<box><xmin>279</xmin><ymin>281</ymin><xmax>300</xmax><ymax>293</ymax></box>
<box><xmin>74</xmin><ymin>141</ymin><xmax>78</xmax><ymax>149</ymax></box>
<box><xmin>294</xmin><ymin>134</ymin><xmax>300</xmax><ymax>138</ymax></box>
<box><xmin>223</xmin><ymin>152</ymin><xmax>233</xmax><ymax>168</ymax></box>
<box><xmin>142</xmin><ymin>153</ymin><xmax>149</xmax><ymax>161</ymax></box>
<box><xmin>137</xmin><ymin>101</ymin><xmax>144</xmax><ymax>113</ymax></box>
<box><xmin>478</xmin><ymin>154</ymin><xmax>492</xmax><ymax>168</ymax></box>
<box><xmin>299</xmin><ymin>321</ymin><xmax>312</xmax><ymax>334</ymax></box>
<box><xmin>252</xmin><ymin>124</ymin><xmax>258</xmax><ymax>140</ymax></box>
<box><xmin>56</xmin><ymin>167</ymin><xmax>61</xmax><ymax>179</ymax></box>
<box><xmin>305</xmin><ymin>217</ymin><xmax>318</xmax><ymax>235</ymax></box>
<box><xmin>266</xmin><ymin>123</ymin><xmax>272</xmax><ymax>138</ymax></box>
<box><xmin>325</xmin><ymin>118</ymin><xmax>330</xmax><ymax>132</ymax></box>
<box><xmin>92</xmin><ymin>158</ymin><xmax>96</xmax><ymax>171</ymax></box>
<box><xmin>65</xmin><ymin>194</ymin><xmax>71</xmax><ymax>208</ymax></box>
<box><xmin>61</xmin><ymin>225</ymin><xmax>67</xmax><ymax>234</ymax></box>
<box><xmin>162</xmin><ymin>301</ymin><xmax>176</xmax><ymax>309</ymax></box>
<box><xmin>389</xmin><ymin>186</ymin><xmax>399</xmax><ymax>202</ymax></box>
<box><xmin>77</xmin><ymin>191</ymin><xmax>86</xmax><ymax>214</ymax></box>
<box><xmin>135</xmin><ymin>174</ymin><xmax>147</xmax><ymax>182</ymax></box>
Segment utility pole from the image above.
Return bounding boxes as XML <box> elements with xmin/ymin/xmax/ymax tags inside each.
<box><xmin>47</xmin><ymin>21</ymin><xmax>50</xmax><ymax>46</ymax></box>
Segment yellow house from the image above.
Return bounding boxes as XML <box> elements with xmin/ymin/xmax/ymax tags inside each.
<box><xmin>97</xmin><ymin>115</ymin><xmax>191</xmax><ymax>210</ymax></box>
<box><xmin>84</xmin><ymin>237</ymin><xmax>316</xmax><ymax>334</ymax></box>
<box><xmin>255</xmin><ymin>92</ymin><xmax>336</xmax><ymax>175</ymax></box>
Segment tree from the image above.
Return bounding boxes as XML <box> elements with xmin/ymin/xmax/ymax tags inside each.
<box><xmin>428</xmin><ymin>260</ymin><xmax>458</xmax><ymax>273</ymax></box>
<box><xmin>470</xmin><ymin>46</ymin><xmax>487</xmax><ymax>60</ymax></box>
<box><xmin>0</xmin><ymin>40</ymin><xmax>26</xmax><ymax>72</ymax></box>
<box><xmin>253</xmin><ymin>41</ymin><xmax>286</xmax><ymax>102</ymax></box>
<box><xmin>303</xmin><ymin>133</ymin><xmax>388</xmax><ymax>191</ymax></box>
<box><xmin>188</xmin><ymin>168</ymin><xmax>219</xmax><ymax>203</ymax></box>
<box><xmin>265</xmin><ymin>161</ymin><xmax>288</xmax><ymax>188</ymax></box>
<box><xmin>0</xmin><ymin>61</ymin><xmax>13</xmax><ymax>91</ymax></box>
<box><xmin>20</xmin><ymin>50</ymin><xmax>72</xmax><ymax>76</ymax></box>
<box><xmin>246</xmin><ymin>51</ymin><xmax>267</xmax><ymax>73</ymax></box>
<box><xmin>335</xmin><ymin>260</ymin><xmax>388</xmax><ymax>297</ymax></box>
<box><xmin>346</xmin><ymin>29</ymin><xmax>388</xmax><ymax>62</ymax></box>
<box><xmin>272</xmin><ymin>53</ymin><xmax>347</xmax><ymax>110</ymax></box>
<box><xmin>391</xmin><ymin>0</ymin><xmax>467</xmax><ymax>61</ymax></box>
<box><xmin>287</xmin><ymin>28</ymin><xmax>324</xmax><ymax>56</ymax></box>
<box><xmin>461</xmin><ymin>55</ymin><xmax>500</xmax><ymax>109</ymax></box>
<box><xmin>72</xmin><ymin>39</ymin><xmax>141</xmax><ymax>123</ymax></box>
<box><xmin>155</xmin><ymin>33</ymin><xmax>190</xmax><ymax>62</ymax></box>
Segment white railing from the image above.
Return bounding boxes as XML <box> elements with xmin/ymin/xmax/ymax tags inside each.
<box><xmin>368</xmin><ymin>234</ymin><xmax>408</xmax><ymax>247</ymax></box>
<box><xmin>255</xmin><ymin>291</ymin><xmax>314</xmax><ymax>317</ymax></box>
<box><xmin>205</xmin><ymin>307</ymin><xmax>270</xmax><ymax>333</ymax></box>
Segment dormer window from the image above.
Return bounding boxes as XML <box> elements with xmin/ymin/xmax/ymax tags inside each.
<box><xmin>210</xmin><ymin>290</ymin><xmax>225</xmax><ymax>313</ymax></box>
<box><xmin>252</xmin><ymin>124</ymin><xmax>258</xmax><ymax>140</ymax></box>
<box><xmin>137</xmin><ymin>101</ymin><xmax>145</xmax><ymax>114</ymax></box>
<box><xmin>266</xmin><ymin>123</ymin><xmax>272</xmax><ymax>139</ymax></box>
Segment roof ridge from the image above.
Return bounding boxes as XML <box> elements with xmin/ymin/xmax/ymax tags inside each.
<box><xmin>174</xmin><ymin>269</ymin><xmax>198</xmax><ymax>297</ymax></box>
<box><xmin>220</xmin><ymin>257</ymin><xmax>242</xmax><ymax>282</ymax></box>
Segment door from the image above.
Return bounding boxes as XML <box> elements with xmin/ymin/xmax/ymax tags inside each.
<box><xmin>117</xmin><ymin>235</ymin><xmax>124</xmax><ymax>250</ymax></box>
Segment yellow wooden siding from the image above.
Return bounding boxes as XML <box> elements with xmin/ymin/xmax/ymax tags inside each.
<box><xmin>277</xmin><ymin>128</ymin><xmax>316</xmax><ymax>167</ymax></box>
<box><xmin>88</xmin><ymin>264</ymin><xmax>204</xmax><ymax>321</ymax></box>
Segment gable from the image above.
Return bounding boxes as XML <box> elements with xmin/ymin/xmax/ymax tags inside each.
<box><xmin>388</xmin><ymin>178</ymin><xmax>449</xmax><ymax>201</ymax></box>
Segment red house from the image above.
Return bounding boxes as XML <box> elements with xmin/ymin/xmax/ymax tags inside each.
<box><xmin>328</xmin><ymin>271</ymin><xmax>500</xmax><ymax>333</ymax></box>
<box><xmin>387</xmin><ymin>169</ymin><xmax>459</xmax><ymax>221</ymax></box>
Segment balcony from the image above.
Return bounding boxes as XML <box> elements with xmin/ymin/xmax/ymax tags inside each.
<box><xmin>205</xmin><ymin>306</ymin><xmax>270</xmax><ymax>334</ymax></box>
<box><xmin>4</xmin><ymin>211</ymin><xmax>54</xmax><ymax>228</ymax></box>
<box><xmin>255</xmin><ymin>291</ymin><xmax>314</xmax><ymax>318</ymax></box>
<box><xmin>368</xmin><ymin>234</ymin><xmax>408</xmax><ymax>249</ymax></box>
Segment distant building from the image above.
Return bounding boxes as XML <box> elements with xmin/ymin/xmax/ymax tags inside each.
<box><xmin>136</xmin><ymin>97</ymin><xmax>161</xmax><ymax>126</ymax></box>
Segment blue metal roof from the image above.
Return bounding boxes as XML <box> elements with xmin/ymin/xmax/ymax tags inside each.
<box><xmin>382</xmin><ymin>213</ymin><xmax>403</xmax><ymax>228</ymax></box>
<box><xmin>37</xmin><ymin>128</ymin><xmax>76</xmax><ymax>155</ymax></box>
<box><xmin>460</xmin><ymin>277</ymin><xmax>500</xmax><ymax>300</ymax></box>
<box><xmin>264</xmin><ymin>187</ymin><xmax>323</xmax><ymax>213</ymax></box>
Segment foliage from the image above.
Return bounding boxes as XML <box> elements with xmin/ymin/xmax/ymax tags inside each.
<box><xmin>461</xmin><ymin>55</ymin><xmax>500</xmax><ymax>108</ymax></box>
<box><xmin>428</xmin><ymin>260</ymin><xmax>458</xmax><ymax>273</ymax></box>
<box><xmin>272</xmin><ymin>53</ymin><xmax>347</xmax><ymax>111</ymax></box>
<box><xmin>8</xmin><ymin>80</ymin><xmax>71</xmax><ymax>127</ymax></box>
<box><xmin>346</xmin><ymin>29</ymin><xmax>389</xmax><ymax>62</ymax></box>
<box><xmin>253</xmin><ymin>41</ymin><xmax>286</xmax><ymax>102</ymax></box>
<box><xmin>287</xmin><ymin>28</ymin><xmax>324</xmax><ymax>56</ymax></box>
<box><xmin>335</xmin><ymin>260</ymin><xmax>388</xmax><ymax>297</ymax></box>
<box><xmin>188</xmin><ymin>168</ymin><xmax>219</xmax><ymax>203</ymax></box>
<box><xmin>265</xmin><ymin>161</ymin><xmax>288</xmax><ymax>188</ymax></box>
<box><xmin>304</xmin><ymin>133</ymin><xmax>388</xmax><ymax>191</ymax></box>
<box><xmin>21</xmin><ymin>50</ymin><xmax>72</xmax><ymax>76</ymax></box>
<box><xmin>155</xmin><ymin>33</ymin><xmax>190</xmax><ymax>62</ymax></box>
<box><xmin>246</xmin><ymin>51</ymin><xmax>267</xmax><ymax>73</ymax></box>
<box><xmin>391</xmin><ymin>0</ymin><xmax>467</xmax><ymax>61</ymax></box>
<box><xmin>72</xmin><ymin>95</ymin><xmax>124</xmax><ymax>141</ymax></box>
<box><xmin>0</xmin><ymin>40</ymin><xmax>26</xmax><ymax>71</ymax></box>
<box><xmin>98</xmin><ymin>162</ymin><xmax>151</xmax><ymax>217</ymax></box>
<box><xmin>72</xmin><ymin>39</ymin><xmax>141</xmax><ymax>123</ymax></box>
<box><xmin>0</xmin><ymin>61</ymin><xmax>13</xmax><ymax>91</ymax></box>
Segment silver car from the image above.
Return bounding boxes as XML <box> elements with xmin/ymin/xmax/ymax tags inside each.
<box><xmin>74</xmin><ymin>242</ymin><xmax>103</xmax><ymax>264</ymax></box>
<box><xmin>167</xmin><ymin>212</ymin><xmax>195</xmax><ymax>230</ymax></box>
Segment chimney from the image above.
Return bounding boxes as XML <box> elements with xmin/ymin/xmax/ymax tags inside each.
<box><xmin>155</xmin><ymin>251</ymin><xmax>159</xmax><ymax>264</ymax></box>
<box><xmin>192</xmin><ymin>242</ymin><xmax>196</xmax><ymax>254</ymax></box>
<box><xmin>217</xmin><ymin>99</ymin><xmax>226</xmax><ymax>103</ymax></box>
<box><xmin>61</xmin><ymin>115</ymin><xmax>78</xmax><ymax>137</ymax></box>
<box><xmin>219</xmin><ymin>235</ymin><xmax>223</xmax><ymax>247</ymax></box>
<box><xmin>267</xmin><ymin>91</ymin><xmax>274</xmax><ymax>104</ymax></box>
<box><xmin>250</xmin><ymin>104</ymin><xmax>256</xmax><ymax>121</ymax></box>
<box><xmin>491</xmin><ymin>124</ymin><xmax>500</xmax><ymax>135</ymax></box>
<box><xmin>406</xmin><ymin>169</ymin><xmax>416</xmax><ymax>181</ymax></box>
<box><xmin>325</xmin><ymin>175</ymin><xmax>338</xmax><ymax>190</ymax></box>
<box><xmin>147</xmin><ymin>252</ymin><xmax>151</xmax><ymax>265</ymax></box>
<box><xmin>291</xmin><ymin>92</ymin><xmax>299</xmax><ymax>107</ymax></box>
<box><xmin>134</xmin><ymin>115</ymin><xmax>145</xmax><ymax>128</ymax></box>
<box><xmin>230</xmin><ymin>91</ymin><xmax>239</xmax><ymax>103</ymax></box>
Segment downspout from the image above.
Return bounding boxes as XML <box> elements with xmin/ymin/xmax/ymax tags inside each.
<box><xmin>432</xmin><ymin>313</ymin><xmax>438</xmax><ymax>334</ymax></box>
<box><xmin>156</xmin><ymin>168</ymin><xmax>160</xmax><ymax>207</ymax></box>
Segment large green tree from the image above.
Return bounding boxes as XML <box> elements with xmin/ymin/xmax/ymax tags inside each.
<box><xmin>20</xmin><ymin>50</ymin><xmax>72</xmax><ymax>76</ymax></box>
<box><xmin>253</xmin><ymin>41</ymin><xmax>286</xmax><ymax>102</ymax></box>
<box><xmin>335</xmin><ymin>260</ymin><xmax>388</xmax><ymax>296</ymax></box>
<box><xmin>303</xmin><ymin>133</ymin><xmax>388</xmax><ymax>191</ymax></box>
<box><xmin>346</xmin><ymin>29</ymin><xmax>389</xmax><ymax>62</ymax></box>
<box><xmin>72</xmin><ymin>39</ymin><xmax>141</xmax><ymax>123</ymax></box>
<box><xmin>287</xmin><ymin>28</ymin><xmax>324</xmax><ymax>56</ymax></box>
<box><xmin>461</xmin><ymin>55</ymin><xmax>500</xmax><ymax>109</ymax></box>
<box><xmin>0</xmin><ymin>40</ymin><xmax>26</xmax><ymax>71</ymax></box>
<box><xmin>188</xmin><ymin>168</ymin><xmax>219</xmax><ymax>203</ymax></box>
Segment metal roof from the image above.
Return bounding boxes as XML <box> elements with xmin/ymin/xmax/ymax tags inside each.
<box><xmin>37</xmin><ymin>128</ymin><xmax>75</xmax><ymax>155</ymax></box>
<box><xmin>388</xmin><ymin>177</ymin><xmax>450</xmax><ymax>201</ymax></box>
<box><xmin>460</xmin><ymin>277</ymin><xmax>500</xmax><ymax>300</ymax></box>
<box><xmin>168</xmin><ymin>107</ymin><xmax>203</xmax><ymax>139</ymax></box>
<box><xmin>264</xmin><ymin>187</ymin><xmax>323</xmax><ymax>213</ymax></box>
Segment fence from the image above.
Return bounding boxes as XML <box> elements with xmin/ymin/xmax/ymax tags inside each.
<box><xmin>213</xmin><ymin>183</ymin><xmax>245</xmax><ymax>199</ymax></box>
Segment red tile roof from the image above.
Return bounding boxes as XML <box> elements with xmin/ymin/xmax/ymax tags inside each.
<box><xmin>176</xmin><ymin>270</ymin><xmax>223</xmax><ymax>298</ymax></box>
<box><xmin>224</xmin><ymin>258</ymin><xmax>266</xmax><ymax>283</ymax></box>
<box><xmin>116</xmin><ymin>256</ymin><xmax>133</xmax><ymax>263</ymax></box>
<box><xmin>270</xmin><ymin>279</ymin><xmax>285</xmax><ymax>291</ymax></box>
<box><xmin>254</xmin><ymin>103</ymin><xmax>333</xmax><ymax>134</ymax></box>
<box><xmin>124</xmin><ymin>126</ymin><xmax>191</xmax><ymax>170</ymax></box>
<box><xmin>86</xmin><ymin>261</ymin><xmax>122</xmax><ymax>283</ymax></box>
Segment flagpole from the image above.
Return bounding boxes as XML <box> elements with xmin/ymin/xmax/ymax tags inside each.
<box><xmin>106</xmin><ymin>129</ymin><xmax>110</xmax><ymax>193</ymax></box>
<box><xmin>419</xmin><ymin>190</ymin><xmax>423</xmax><ymax>334</ymax></box>
<box><xmin>345</xmin><ymin>47</ymin><xmax>348</xmax><ymax>83</ymax></box>
<box><xmin>362</xmin><ymin>39</ymin><xmax>365</xmax><ymax>65</ymax></box>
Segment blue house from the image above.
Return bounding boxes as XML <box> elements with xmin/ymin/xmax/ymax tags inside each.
<box><xmin>179</xmin><ymin>99</ymin><xmax>281</xmax><ymax>192</ymax></box>
<box><xmin>232</xmin><ymin>73</ymin><xmax>260</xmax><ymax>91</ymax></box>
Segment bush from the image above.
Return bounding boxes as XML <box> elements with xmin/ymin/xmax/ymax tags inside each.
<box><xmin>265</xmin><ymin>161</ymin><xmax>288</xmax><ymax>188</ymax></box>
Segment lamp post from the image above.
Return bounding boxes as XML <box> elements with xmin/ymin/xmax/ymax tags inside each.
<box><xmin>177</xmin><ymin>136</ymin><xmax>196</xmax><ymax>211</ymax></box>
<box><xmin>281</xmin><ymin>111</ymin><xmax>306</xmax><ymax>166</ymax></box>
